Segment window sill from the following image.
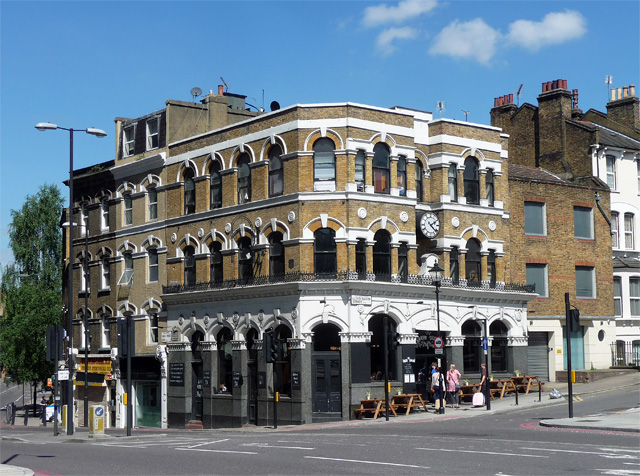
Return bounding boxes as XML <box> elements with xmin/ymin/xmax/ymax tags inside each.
<box><xmin>78</xmin><ymin>290</ymin><xmax>90</xmax><ymax>297</ymax></box>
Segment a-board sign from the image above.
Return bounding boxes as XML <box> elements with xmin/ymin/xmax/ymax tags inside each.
<box><xmin>203</xmin><ymin>371</ymin><xmax>210</xmax><ymax>388</ymax></box>
<box><xmin>233</xmin><ymin>371</ymin><xmax>243</xmax><ymax>388</ymax></box>
<box><xmin>169</xmin><ymin>362</ymin><xmax>185</xmax><ymax>386</ymax></box>
<box><xmin>403</xmin><ymin>361</ymin><xmax>413</xmax><ymax>375</ymax></box>
<box><xmin>291</xmin><ymin>371</ymin><xmax>301</xmax><ymax>390</ymax></box>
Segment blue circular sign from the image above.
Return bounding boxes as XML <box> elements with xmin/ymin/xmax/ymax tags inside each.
<box><xmin>95</xmin><ymin>407</ymin><xmax>104</xmax><ymax>417</ymax></box>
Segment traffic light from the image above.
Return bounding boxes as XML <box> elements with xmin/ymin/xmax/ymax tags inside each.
<box><xmin>568</xmin><ymin>308</ymin><xmax>580</xmax><ymax>333</ymax></box>
<box><xmin>264</xmin><ymin>332</ymin><xmax>279</xmax><ymax>363</ymax></box>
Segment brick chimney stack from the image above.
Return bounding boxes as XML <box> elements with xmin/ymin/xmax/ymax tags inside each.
<box><xmin>537</xmin><ymin>79</ymin><xmax>572</xmax><ymax>170</ymax></box>
<box><xmin>606</xmin><ymin>84</ymin><xmax>639</xmax><ymax>132</ymax></box>
<box><xmin>490</xmin><ymin>93</ymin><xmax>517</xmax><ymax>134</ymax></box>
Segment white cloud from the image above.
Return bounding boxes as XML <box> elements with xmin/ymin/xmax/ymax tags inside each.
<box><xmin>363</xmin><ymin>0</ymin><xmax>438</xmax><ymax>28</ymax></box>
<box><xmin>506</xmin><ymin>10</ymin><xmax>586</xmax><ymax>51</ymax></box>
<box><xmin>376</xmin><ymin>27</ymin><xmax>419</xmax><ymax>56</ymax></box>
<box><xmin>429</xmin><ymin>18</ymin><xmax>500</xmax><ymax>65</ymax></box>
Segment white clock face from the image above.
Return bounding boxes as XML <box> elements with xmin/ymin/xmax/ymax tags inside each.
<box><xmin>420</xmin><ymin>212</ymin><xmax>440</xmax><ymax>238</ymax></box>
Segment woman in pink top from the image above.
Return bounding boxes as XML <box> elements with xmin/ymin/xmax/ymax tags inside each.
<box><xmin>446</xmin><ymin>364</ymin><xmax>462</xmax><ymax>408</ymax></box>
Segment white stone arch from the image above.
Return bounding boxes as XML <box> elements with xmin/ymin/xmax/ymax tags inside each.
<box><xmin>74</xmin><ymin>194</ymin><xmax>91</xmax><ymax>208</ymax></box>
<box><xmin>203</xmin><ymin>229</ymin><xmax>228</xmax><ymax>249</ymax></box>
<box><xmin>302</xmin><ymin>215</ymin><xmax>347</xmax><ymax>240</ymax></box>
<box><xmin>411</xmin><ymin>306</ymin><xmax>458</xmax><ymax>333</ymax></box>
<box><xmin>461</xmin><ymin>147</ymin><xmax>488</xmax><ymax>163</ymax></box>
<box><xmin>458</xmin><ymin>226</ymin><xmax>491</xmax><ymax>248</ymax></box>
<box><xmin>303</xmin><ymin>313</ymin><xmax>348</xmax><ymax>335</ymax></box>
<box><xmin>366</xmin><ymin>216</ymin><xmax>402</xmax><ymax>242</ymax></box>
<box><xmin>180</xmin><ymin>315</ymin><xmax>208</xmax><ymax>340</ymax></box>
<box><xmin>230</xmin><ymin>225</ymin><xmax>257</xmax><ymax>247</ymax></box>
<box><xmin>117</xmin><ymin>301</ymin><xmax>138</xmax><ymax>317</ymax></box>
<box><xmin>96</xmin><ymin>304</ymin><xmax>114</xmax><ymax>318</ymax></box>
<box><xmin>141</xmin><ymin>234</ymin><xmax>163</xmax><ymax>250</ymax></box>
<box><xmin>303</xmin><ymin>128</ymin><xmax>344</xmax><ymax>151</ymax></box>
<box><xmin>76</xmin><ymin>249</ymin><xmax>93</xmax><ymax>262</ymax></box>
<box><xmin>116</xmin><ymin>181</ymin><xmax>136</xmax><ymax>198</ymax></box>
<box><xmin>140</xmin><ymin>297</ymin><xmax>162</xmax><ymax>315</ymax></box>
<box><xmin>94</xmin><ymin>189</ymin><xmax>113</xmax><ymax>204</ymax></box>
<box><xmin>140</xmin><ymin>173</ymin><xmax>162</xmax><ymax>191</ymax></box>
<box><xmin>230</xmin><ymin>143</ymin><xmax>256</xmax><ymax>167</ymax></box>
<box><xmin>259</xmin><ymin>219</ymin><xmax>291</xmax><ymax>244</ymax></box>
<box><xmin>414</xmin><ymin>149</ymin><xmax>431</xmax><ymax>178</ymax></box>
<box><xmin>176</xmin><ymin>234</ymin><xmax>201</xmax><ymax>256</ymax></box>
<box><xmin>202</xmin><ymin>152</ymin><xmax>225</xmax><ymax>175</ymax></box>
<box><xmin>259</xmin><ymin>134</ymin><xmax>288</xmax><ymax>161</ymax></box>
<box><xmin>75</xmin><ymin>307</ymin><xmax>93</xmax><ymax>320</ymax></box>
<box><xmin>368</xmin><ymin>131</ymin><xmax>398</xmax><ymax>154</ymax></box>
<box><xmin>176</xmin><ymin>159</ymin><xmax>199</xmax><ymax>182</ymax></box>
<box><xmin>207</xmin><ymin>321</ymin><xmax>235</xmax><ymax>342</ymax></box>
<box><xmin>117</xmin><ymin>240</ymin><xmax>137</xmax><ymax>256</ymax></box>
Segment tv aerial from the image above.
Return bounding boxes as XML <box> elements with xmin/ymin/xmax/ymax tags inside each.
<box><xmin>605</xmin><ymin>75</ymin><xmax>613</xmax><ymax>100</ymax></box>
<box><xmin>190</xmin><ymin>87</ymin><xmax>202</xmax><ymax>103</ymax></box>
<box><xmin>220</xmin><ymin>77</ymin><xmax>229</xmax><ymax>92</ymax></box>
<box><xmin>461</xmin><ymin>110</ymin><xmax>470</xmax><ymax>121</ymax></box>
<box><xmin>516</xmin><ymin>84</ymin><xmax>524</xmax><ymax>106</ymax></box>
<box><xmin>436</xmin><ymin>101</ymin><xmax>445</xmax><ymax>117</ymax></box>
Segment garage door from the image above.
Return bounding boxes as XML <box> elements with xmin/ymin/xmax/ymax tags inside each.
<box><xmin>528</xmin><ymin>332</ymin><xmax>549</xmax><ymax>381</ymax></box>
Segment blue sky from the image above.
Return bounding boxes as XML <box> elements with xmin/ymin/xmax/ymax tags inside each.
<box><xmin>1</xmin><ymin>0</ymin><xmax>638</xmax><ymax>267</ymax></box>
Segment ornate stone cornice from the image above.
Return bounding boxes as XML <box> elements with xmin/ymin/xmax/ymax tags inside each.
<box><xmin>167</xmin><ymin>342</ymin><xmax>189</xmax><ymax>352</ymax></box>
<box><xmin>200</xmin><ymin>341</ymin><xmax>217</xmax><ymax>351</ymax></box>
<box><xmin>231</xmin><ymin>340</ymin><xmax>246</xmax><ymax>351</ymax></box>
<box><xmin>287</xmin><ymin>338</ymin><xmax>306</xmax><ymax>350</ymax></box>
<box><xmin>340</xmin><ymin>332</ymin><xmax>372</xmax><ymax>343</ymax></box>
<box><xmin>398</xmin><ymin>333</ymin><xmax>418</xmax><ymax>345</ymax></box>
<box><xmin>509</xmin><ymin>336</ymin><xmax>528</xmax><ymax>346</ymax></box>
<box><xmin>447</xmin><ymin>335</ymin><xmax>465</xmax><ymax>346</ymax></box>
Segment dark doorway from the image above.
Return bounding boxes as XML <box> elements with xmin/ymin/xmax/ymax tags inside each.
<box><xmin>312</xmin><ymin>352</ymin><xmax>341</xmax><ymax>413</ymax></box>
<box><xmin>192</xmin><ymin>362</ymin><xmax>203</xmax><ymax>421</ymax></box>
<box><xmin>246</xmin><ymin>328</ymin><xmax>258</xmax><ymax>425</ymax></box>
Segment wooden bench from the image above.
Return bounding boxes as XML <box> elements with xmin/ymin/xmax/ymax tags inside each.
<box><xmin>490</xmin><ymin>379</ymin><xmax>517</xmax><ymax>399</ymax></box>
<box><xmin>512</xmin><ymin>376</ymin><xmax>545</xmax><ymax>395</ymax></box>
<box><xmin>391</xmin><ymin>393</ymin><xmax>428</xmax><ymax>415</ymax></box>
<box><xmin>459</xmin><ymin>384</ymin><xmax>481</xmax><ymax>401</ymax></box>
<box><xmin>354</xmin><ymin>399</ymin><xmax>397</xmax><ymax>419</ymax></box>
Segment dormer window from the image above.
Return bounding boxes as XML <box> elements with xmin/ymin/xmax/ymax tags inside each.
<box><xmin>123</xmin><ymin>125</ymin><xmax>135</xmax><ymax>157</ymax></box>
<box><xmin>146</xmin><ymin>117</ymin><xmax>159</xmax><ymax>151</ymax></box>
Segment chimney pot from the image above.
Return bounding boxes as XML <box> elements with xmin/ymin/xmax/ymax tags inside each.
<box><xmin>611</xmin><ymin>89</ymin><xmax>616</xmax><ymax>102</ymax></box>
<box><xmin>623</xmin><ymin>86</ymin><xmax>629</xmax><ymax>98</ymax></box>
<box><xmin>630</xmin><ymin>85</ymin><xmax>636</xmax><ymax>97</ymax></box>
<box><xmin>494</xmin><ymin>98</ymin><xmax>499</xmax><ymax>107</ymax></box>
<box><xmin>617</xmin><ymin>87</ymin><xmax>623</xmax><ymax>100</ymax></box>
<box><xmin>218</xmin><ymin>85</ymin><xmax>224</xmax><ymax>95</ymax></box>
<box><xmin>508</xmin><ymin>93</ymin><xmax>514</xmax><ymax>104</ymax></box>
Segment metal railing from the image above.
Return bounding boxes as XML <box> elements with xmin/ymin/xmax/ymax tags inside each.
<box><xmin>611</xmin><ymin>341</ymin><xmax>640</xmax><ymax>367</ymax></box>
<box><xmin>163</xmin><ymin>270</ymin><xmax>535</xmax><ymax>295</ymax></box>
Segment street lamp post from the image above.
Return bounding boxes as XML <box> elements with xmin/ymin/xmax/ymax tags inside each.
<box><xmin>429</xmin><ymin>263</ymin><xmax>445</xmax><ymax>414</ymax></box>
<box><xmin>35</xmin><ymin>122</ymin><xmax>106</xmax><ymax>436</ymax></box>
<box><xmin>481</xmin><ymin>318</ymin><xmax>491</xmax><ymax>411</ymax></box>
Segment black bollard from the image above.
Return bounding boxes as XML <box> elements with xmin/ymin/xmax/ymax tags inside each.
<box><xmin>515</xmin><ymin>385</ymin><xmax>519</xmax><ymax>405</ymax></box>
<box><xmin>24</xmin><ymin>407</ymin><xmax>29</xmax><ymax>426</ymax></box>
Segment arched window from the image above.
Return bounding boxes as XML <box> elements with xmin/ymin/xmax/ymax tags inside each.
<box><xmin>463</xmin><ymin>157</ymin><xmax>479</xmax><ymax>204</ymax></box>
<box><xmin>217</xmin><ymin>328</ymin><xmax>233</xmax><ymax>394</ymax></box>
<box><xmin>397</xmin><ymin>156</ymin><xmax>407</xmax><ymax>196</ymax></box>
<box><xmin>313</xmin><ymin>138</ymin><xmax>336</xmax><ymax>190</ymax></box>
<box><xmin>268</xmin><ymin>145</ymin><xmax>283</xmax><ymax>197</ymax></box>
<box><xmin>314</xmin><ymin>228</ymin><xmax>336</xmax><ymax>277</ymax></box>
<box><xmin>462</xmin><ymin>320</ymin><xmax>482</xmax><ymax>373</ymax></box>
<box><xmin>450</xmin><ymin>246</ymin><xmax>459</xmax><ymax>285</ymax></box>
<box><xmin>356</xmin><ymin>239</ymin><xmax>367</xmax><ymax>279</ymax></box>
<box><xmin>415</xmin><ymin>160</ymin><xmax>424</xmax><ymax>202</ymax></box>
<box><xmin>486</xmin><ymin>169</ymin><xmax>494</xmax><ymax>206</ymax></box>
<box><xmin>269</xmin><ymin>232</ymin><xmax>285</xmax><ymax>278</ymax></box>
<box><xmin>147</xmin><ymin>187</ymin><xmax>158</xmax><ymax>221</ymax></box>
<box><xmin>237</xmin><ymin>153</ymin><xmax>251</xmax><ymax>204</ymax></box>
<box><xmin>465</xmin><ymin>238</ymin><xmax>481</xmax><ymax>285</ymax></box>
<box><xmin>372</xmin><ymin>143</ymin><xmax>390</xmax><ymax>193</ymax></box>
<box><xmin>237</xmin><ymin>236</ymin><xmax>253</xmax><ymax>284</ymax></box>
<box><xmin>209</xmin><ymin>242</ymin><xmax>223</xmax><ymax>284</ymax></box>
<box><xmin>369</xmin><ymin>314</ymin><xmax>397</xmax><ymax>380</ymax></box>
<box><xmin>209</xmin><ymin>161</ymin><xmax>222</xmax><ymax>209</ymax></box>
<box><xmin>373</xmin><ymin>229</ymin><xmax>391</xmax><ymax>279</ymax></box>
<box><xmin>184</xmin><ymin>246</ymin><xmax>196</xmax><ymax>286</ymax></box>
<box><xmin>448</xmin><ymin>164</ymin><xmax>458</xmax><ymax>202</ymax></box>
<box><xmin>490</xmin><ymin>321</ymin><xmax>508</xmax><ymax>372</ymax></box>
<box><xmin>487</xmin><ymin>249</ymin><xmax>496</xmax><ymax>288</ymax></box>
<box><xmin>184</xmin><ymin>168</ymin><xmax>195</xmax><ymax>214</ymax></box>
<box><xmin>355</xmin><ymin>150</ymin><xmax>366</xmax><ymax>191</ymax></box>
<box><xmin>312</xmin><ymin>323</ymin><xmax>341</xmax><ymax>351</ymax></box>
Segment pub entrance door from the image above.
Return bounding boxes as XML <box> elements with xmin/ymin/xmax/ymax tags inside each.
<box><xmin>311</xmin><ymin>352</ymin><xmax>341</xmax><ymax>413</ymax></box>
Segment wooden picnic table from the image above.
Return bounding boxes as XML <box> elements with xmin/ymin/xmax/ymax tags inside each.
<box><xmin>511</xmin><ymin>375</ymin><xmax>544</xmax><ymax>394</ymax></box>
<box><xmin>459</xmin><ymin>383</ymin><xmax>481</xmax><ymax>401</ymax></box>
<box><xmin>391</xmin><ymin>393</ymin><xmax>429</xmax><ymax>415</ymax></box>
<box><xmin>489</xmin><ymin>379</ymin><xmax>517</xmax><ymax>399</ymax></box>
<box><xmin>353</xmin><ymin>398</ymin><xmax>398</xmax><ymax>420</ymax></box>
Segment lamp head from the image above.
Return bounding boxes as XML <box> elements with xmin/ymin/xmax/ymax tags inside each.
<box><xmin>86</xmin><ymin>127</ymin><xmax>107</xmax><ymax>138</ymax></box>
<box><xmin>429</xmin><ymin>263</ymin><xmax>444</xmax><ymax>282</ymax></box>
<box><xmin>35</xmin><ymin>122</ymin><xmax>58</xmax><ymax>131</ymax></box>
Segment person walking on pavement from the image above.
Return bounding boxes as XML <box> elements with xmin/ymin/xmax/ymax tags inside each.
<box><xmin>447</xmin><ymin>364</ymin><xmax>461</xmax><ymax>408</ymax></box>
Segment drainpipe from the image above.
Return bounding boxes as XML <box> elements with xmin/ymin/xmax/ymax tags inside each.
<box><xmin>595</xmin><ymin>192</ymin><xmax>613</xmax><ymax>235</ymax></box>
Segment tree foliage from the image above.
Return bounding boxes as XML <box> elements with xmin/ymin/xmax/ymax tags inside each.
<box><xmin>0</xmin><ymin>184</ymin><xmax>64</xmax><ymax>385</ymax></box>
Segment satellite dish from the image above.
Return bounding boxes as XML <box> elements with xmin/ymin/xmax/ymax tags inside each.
<box><xmin>190</xmin><ymin>87</ymin><xmax>202</xmax><ymax>102</ymax></box>
<box><xmin>270</xmin><ymin>101</ymin><xmax>280</xmax><ymax>112</ymax></box>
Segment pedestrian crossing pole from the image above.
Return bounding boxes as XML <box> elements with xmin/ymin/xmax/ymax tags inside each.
<box><xmin>565</xmin><ymin>293</ymin><xmax>574</xmax><ymax>419</ymax></box>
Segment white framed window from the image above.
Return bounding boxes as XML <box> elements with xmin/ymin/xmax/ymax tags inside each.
<box><xmin>118</xmin><ymin>252</ymin><xmax>133</xmax><ymax>286</ymax></box>
<box><xmin>526</xmin><ymin>263</ymin><xmax>548</xmax><ymax>297</ymax></box>
<box><xmin>148</xmin><ymin>187</ymin><xmax>157</xmax><ymax>221</ymax></box>
<box><xmin>637</xmin><ymin>160</ymin><xmax>640</xmax><ymax>193</ymax></box>
<box><xmin>313</xmin><ymin>138</ymin><xmax>336</xmax><ymax>191</ymax></box>
<box><xmin>606</xmin><ymin>155</ymin><xmax>616</xmax><ymax>190</ymax></box>
<box><xmin>524</xmin><ymin>201</ymin><xmax>546</xmax><ymax>236</ymax></box>
<box><xmin>612</xmin><ymin>212</ymin><xmax>619</xmax><ymax>248</ymax></box>
<box><xmin>124</xmin><ymin>194</ymin><xmax>133</xmax><ymax>226</ymax></box>
<box><xmin>81</xmin><ymin>256</ymin><xmax>89</xmax><ymax>293</ymax></box>
<box><xmin>80</xmin><ymin>318</ymin><xmax>87</xmax><ymax>349</ymax></box>
<box><xmin>574</xmin><ymin>206</ymin><xmax>593</xmax><ymax>239</ymax></box>
<box><xmin>631</xmin><ymin>277</ymin><xmax>640</xmax><ymax>316</ymax></box>
<box><xmin>101</xmin><ymin>316</ymin><xmax>111</xmax><ymax>348</ymax></box>
<box><xmin>486</xmin><ymin>169</ymin><xmax>495</xmax><ymax>207</ymax></box>
<box><xmin>576</xmin><ymin>266</ymin><xmax>595</xmax><ymax>299</ymax></box>
<box><xmin>146</xmin><ymin>117</ymin><xmax>159</xmax><ymax>150</ymax></box>
<box><xmin>101</xmin><ymin>258</ymin><xmax>110</xmax><ymax>290</ymax></box>
<box><xmin>80</xmin><ymin>204</ymin><xmax>88</xmax><ymax>236</ymax></box>
<box><xmin>149</xmin><ymin>313</ymin><xmax>158</xmax><ymax>344</ymax></box>
<box><xmin>123</xmin><ymin>125</ymin><xmax>135</xmax><ymax>157</ymax></box>
<box><xmin>614</xmin><ymin>277</ymin><xmax>622</xmax><ymax>317</ymax></box>
<box><xmin>355</xmin><ymin>150</ymin><xmax>366</xmax><ymax>192</ymax></box>
<box><xmin>397</xmin><ymin>156</ymin><xmax>407</xmax><ymax>196</ymax></box>
<box><xmin>148</xmin><ymin>249</ymin><xmax>158</xmax><ymax>282</ymax></box>
<box><xmin>101</xmin><ymin>199</ymin><xmax>109</xmax><ymax>231</ymax></box>
<box><xmin>624</xmin><ymin>213</ymin><xmax>635</xmax><ymax>249</ymax></box>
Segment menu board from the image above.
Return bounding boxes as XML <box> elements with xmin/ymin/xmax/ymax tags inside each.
<box><xmin>169</xmin><ymin>362</ymin><xmax>185</xmax><ymax>386</ymax></box>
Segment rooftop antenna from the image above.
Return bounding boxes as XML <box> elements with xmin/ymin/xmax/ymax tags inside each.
<box><xmin>605</xmin><ymin>75</ymin><xmax>613</xmax><ymax>101</ymax></box>
<box><xmin>516</xmin><ymin>84</ymin><xmax>524</xmax><ymax>106</ymax></box>
<box><xmin>461</xmin><ymin>110</ymin><xmax>470</xmax><ymax>122</ymax></box>
<box><xmin>190</xmin><ymin>87</ymin><xmax>202</xmax><ymax>103</ymax></box>
<box><xmin>436</xmin><ymin>101</ymin><xmax>445</xmax><ymax>117</ymax></box>
<box><xmin>220</xmin><ymin>77</ymin><xmax>229</xmax><ymax>93</ymax></box>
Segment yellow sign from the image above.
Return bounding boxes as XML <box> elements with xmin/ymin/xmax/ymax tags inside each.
<box><xmin>78</xmin><ymin>362</ymin><xmax>112</xmax><ymax>374</ymax></box>
<box><xmin>123</xmin><ymin>393</ymin><xmax>128</xmax><ymax>405</ymax></box>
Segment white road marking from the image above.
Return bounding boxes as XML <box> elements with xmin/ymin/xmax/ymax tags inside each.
<box><xmin>186</xmin><ymin>439</ymin><xmax>229</xmax><ymax>448</ymax></box>
<box><xmin>176</xmin><ymin>447</ymin><xmax>257</xmax><ymax>455</ymax></box>
<box><xmin>596</xmin><ymin>470</ymin><xmax>640</xmax><ymax>475</ymax></box>
<box><xmin>242</xmin><ymin>443</ymin><xmax>314</xmax><ymax>450</ymax></box>
<box><xmin>305</xmin><ymin>456</ymin><xmax>428</xmax><ymax>469</ymax></box>
<box><xmin>416</xmin><ymin>447</ymin><xmax>547</xmax><ymax>458</ymax></box>
<box><xmin>521</xmin><ymin>447</ymin><xmax>640</xmax><ymax>460</ymax></box>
